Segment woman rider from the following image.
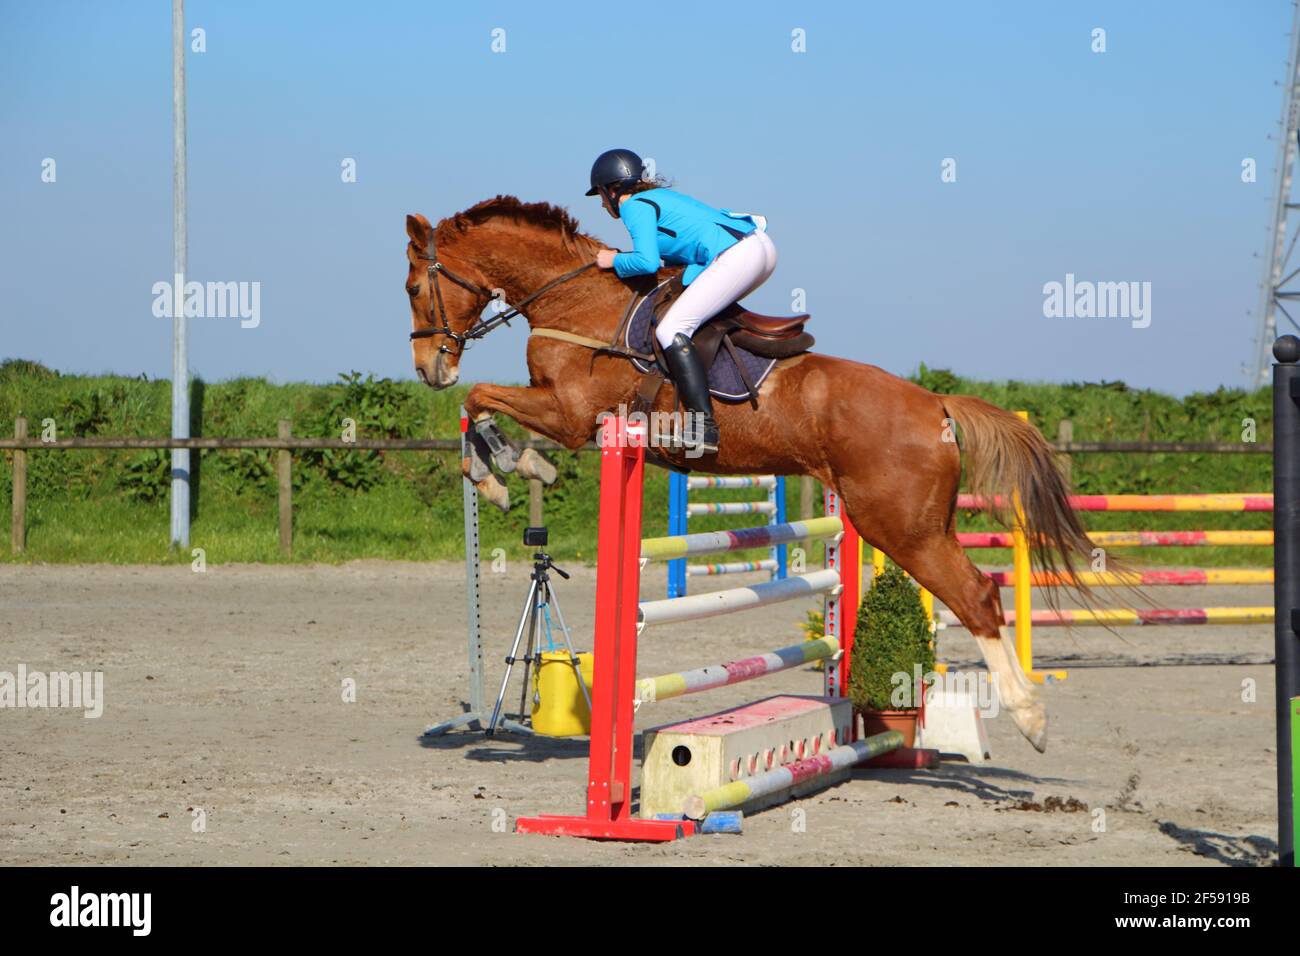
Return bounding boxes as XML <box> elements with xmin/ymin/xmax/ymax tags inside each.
<box><xmin>588</xmin><ymin>148</ymin><xmax>777</xmax><ymax>455</ymax></box>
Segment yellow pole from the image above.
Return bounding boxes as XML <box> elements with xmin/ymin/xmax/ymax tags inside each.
<box><xmin>1012</xmin><ymin>411</ymin><xmax>1066</xmax><ymax>683</ymax></box>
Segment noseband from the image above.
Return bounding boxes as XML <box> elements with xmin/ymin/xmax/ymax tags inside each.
<box><xmin>409</xmin><ymin>233</ymin><xmax>595</xmax><ymax>353</ymax></box>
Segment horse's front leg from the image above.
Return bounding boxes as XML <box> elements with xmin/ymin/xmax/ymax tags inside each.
<box><xmin>462</xmin><ymin>383</ymin><xmax>580</xmax><ymax>512</ymax></box>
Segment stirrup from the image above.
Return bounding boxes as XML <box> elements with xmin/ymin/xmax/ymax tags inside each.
<box><xmin>680</xmin><ymin>414</ymin><xmax>719</xmax><ymax>455</ymax></box>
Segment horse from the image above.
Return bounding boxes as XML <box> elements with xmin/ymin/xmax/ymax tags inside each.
<box><xmin>403</xmin><ymin>196</ymin><xmax>1095</xmax><ymax>753</ymax></box>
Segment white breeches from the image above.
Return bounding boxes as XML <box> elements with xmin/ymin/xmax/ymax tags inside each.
<box><xmin>655</xmin><ymin>230</ymin><xmax>778</xmax><ymax>348</ymax></box>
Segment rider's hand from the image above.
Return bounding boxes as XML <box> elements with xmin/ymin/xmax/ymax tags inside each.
<box><xmin>596</xmin><ymin>249</ymin><xmax>618</xmax><ymax>269</ymax></box>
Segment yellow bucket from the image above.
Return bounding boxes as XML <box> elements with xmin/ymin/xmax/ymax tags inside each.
<box><xmin>531</xmin><ymin>650</ymin><xmax>594</xmax><ymax>737</ymax></box>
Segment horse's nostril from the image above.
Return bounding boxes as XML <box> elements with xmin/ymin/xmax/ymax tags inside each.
<box><xmin>415</xmin><ymin>366</ymin><xmax>429</xmax><ymax>384</ymax></box>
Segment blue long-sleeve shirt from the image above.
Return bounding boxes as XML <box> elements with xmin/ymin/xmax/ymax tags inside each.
<box><xmin>613</xmin><ymin>188</ymin><xmax>757</xmax><ymax>285</ymax></box>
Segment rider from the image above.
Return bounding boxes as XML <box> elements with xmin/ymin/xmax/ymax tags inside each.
<box><xmin>588</xmin><ymin>148</ymin><xmax>776</xmax><ymax>455</ymax></box>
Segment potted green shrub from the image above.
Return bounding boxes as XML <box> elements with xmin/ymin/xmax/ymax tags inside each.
<box><xmin>847</xmin><ymin>564</ymin><xmax>936</xmax><ymax>746</ymax></box>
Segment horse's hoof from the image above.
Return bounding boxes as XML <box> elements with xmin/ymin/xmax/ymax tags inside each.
<box><xmin>477</xmin><ymin>474</ymin><xmax>510</xmax><ymax>512</ymax></box>
<box><xmin>1008</xmin><ymin>700</ymin><xmax>1048</xmax><ymax>753</ymax></box>
<box><xmin>516</xmin><ymin>448</ymin><xmax>558</xmax><ymax>485</ymax></box>
<box><xmin>463</xmin><ymin>455</ymin><xmax>493</xmax><ymax>484</ymax></box>
<box><xmin>474</xmin><ymin>419</ymin><xmax>518</xmax><ymax>473</ymax></box>
<box><xmin>978</xmin><ymin>628</ymin><xmax>1048</xmax><ymax>753</ymax></box>
<box><xmin>492</xmin><ymin>448</ymin><xmax>517</xmax><ymax>473</ymax></box>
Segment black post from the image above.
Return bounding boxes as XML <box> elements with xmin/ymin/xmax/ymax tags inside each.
<box><xmin>1273</xmin><ymin>335</ymin><xmax>1300</xmax><ymax>867</ymax></box>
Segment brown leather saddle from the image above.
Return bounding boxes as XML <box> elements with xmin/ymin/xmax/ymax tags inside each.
<box><xmin>629</xmin><ymin>274</ymin><xmax>815</xmax><ymax>413</ymax></box>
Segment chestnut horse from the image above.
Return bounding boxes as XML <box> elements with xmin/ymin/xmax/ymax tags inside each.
<box><xmin>404</xmin><ymin>196</ymin><xmax>1094</xmax><ymax>753</ymax></box>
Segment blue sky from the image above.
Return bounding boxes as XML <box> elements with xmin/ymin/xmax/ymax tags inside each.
<box><xmin>1</xmin><ymin>0</ymin><xmax>1294</xmax><ymax>394</ymax></box>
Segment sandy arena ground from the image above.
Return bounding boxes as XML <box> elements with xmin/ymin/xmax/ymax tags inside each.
<box><xmin>0</xmin><ymin>561</ymin><xmax>1282</xmax><ymax>866</ymax></box>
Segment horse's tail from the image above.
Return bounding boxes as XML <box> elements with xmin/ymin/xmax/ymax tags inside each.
<box><xmin>942</xmin><ymin>394</ymin><xmax>1096</xmax><ymax>609</ymax></box>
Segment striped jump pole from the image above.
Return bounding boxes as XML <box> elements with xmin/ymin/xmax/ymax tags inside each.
<box><xmin>681</xmin><ymin>731</ymin><xmax>904</xmax><ymax>820</ymax></box>
<box><xmin>688</xmin><ymin>475</ymin><xmax>777</xmax><ymax>489</ymax></box>
<box><xmin>687</xmin><ymin>559</ymin><xmax>778</xmax><ymax>577</ymax></box>
<box><xmin>958</xmin><ymin>492</ymin><xmax>1274</xmax><ymax>512</ymax></box>
<box><xmin>635</xmin><ymin>635</ymin><xmax>840</xmax><ymax>704</ymax></box>
<box><xmin>641</xmin><ymin>515</ymin><xmax>843</xmax><ymax>562</ymax></box>
<box><xmin>687</xmin><ymin>501</ymin><xmax>775</xmax><ymax>516</ymax></box>
<box><xmin>956</xmin><ymin>412</ymin><xmax>1277</xmax><ymax>684</ymax></box>
<box><xmin>981</xmin><ymin>568</ymin><xmax>1274</xmax><ymax>587</ymax></box>
<box><xmin>936</xmin><ymin>606</ymin><xmax>1275</xmax><ymax>628</ymax></box>
<box><xmin>638</xmin><ymin>569</ymin><xmax>841</xmax><ymax>628</ymax></box>
<box><xmin>958</xmin><ymin>530</ymin><xmax>1275</xmax><ymax>548</ymax></box>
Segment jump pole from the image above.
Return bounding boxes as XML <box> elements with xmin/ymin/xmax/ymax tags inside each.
<box><xmin>635</xmin><ymin>634</ymin><xmax>840</xmax><ymax>703</ymax></box>
<box><xmin>682</xmin><ymin>730</ymin><xmax>904</xmax><ymax>820</ymax></box>
<box><xmin>641</xmin><ymin>515</ymin><xmax>842</xmax><ymax>562</ymax></box>
<box><xmin>1273</xmin><ymin>335</ymin><xmax>1300</xmax><ymax>867</ymax></box>
<box><xmin>958</xmin><ymin>493</ymin><xmax>1274</xmax><ymax>511</ymax></box>
<box><xmin>935</xmin><ymin>606</ymin><xmax>1277</xmax><ymax>628</ymax></box>
<box><xmin>959</xmin><ymin>530</ymin><xmax>1274</xmax><ymax>548</ymax></box>
<box><xmin>981</xmin><ymin>568</ymin><xmax>1274</xmax><ymax>587</ymax></box>
<box><xmin>638</xmin><ymin>570</ymin><xmax>841</xmax><ymax>628</ymax></box>
<box><xmin>667</xmin><ymin>474</ymin><xmax>789</xmax><ymax>597</ymax></box>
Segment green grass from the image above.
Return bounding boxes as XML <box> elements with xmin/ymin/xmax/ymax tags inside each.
<box><xmin>0</xmin><ymin>358</ymin><xmax>1276</xmax><ymax>566</ymax></box>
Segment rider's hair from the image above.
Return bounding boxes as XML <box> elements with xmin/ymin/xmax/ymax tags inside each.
<box><xmin>620</xmin><ymin>175</ymin><xmax>672</xmax><ymax>196</ymax></box>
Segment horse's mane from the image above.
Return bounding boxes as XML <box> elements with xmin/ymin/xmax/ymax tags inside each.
<box><xmin>436</xmin><ymin>195</ymin><xmax>601</xmax><ymax>255</ymax></box>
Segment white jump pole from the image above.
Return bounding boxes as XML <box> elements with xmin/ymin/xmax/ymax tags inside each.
<box><xmin>637</xmin><ymin>569</ymin><xmax>841</xmax><ymax>629</ymax></box>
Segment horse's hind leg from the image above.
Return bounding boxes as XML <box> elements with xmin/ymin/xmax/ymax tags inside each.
<box><xmin>881</xmin><ymin>532</ymin><xmax>1048</xmax><ymax>753</ymax></box>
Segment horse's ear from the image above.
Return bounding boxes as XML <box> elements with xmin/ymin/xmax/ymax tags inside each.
<box><xmin>406</xmin><ymin>214</ymin><xmax>432</xmax><ymax>246</ymax></box>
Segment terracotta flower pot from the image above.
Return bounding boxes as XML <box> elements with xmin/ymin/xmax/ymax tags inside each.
<box><xmin>855</xmin><ymin>707</ymin><xmax>920</xmax><ymax>748</ymax></box>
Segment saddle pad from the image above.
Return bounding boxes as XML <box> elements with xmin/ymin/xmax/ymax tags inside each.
<box><xmin>625</xmin><ymin>279</ymin><xmax>778</xmax><ymax>402</ymax></box>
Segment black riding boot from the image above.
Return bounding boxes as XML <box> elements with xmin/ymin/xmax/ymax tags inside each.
<box><xmin>664</xmin><ymin>333</ymin><xmax>720</xmax><ymax>454</ymax></box>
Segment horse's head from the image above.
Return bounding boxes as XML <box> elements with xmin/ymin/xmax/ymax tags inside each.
<box><xmin>406</xmin><ymin>198</ymin><xmax>612</xmax><ymax>388</ymax></box>
<box><xmin>404</xmin><ymin>213</ymin><xmax>493</xmax><ymax>388</ymax></box>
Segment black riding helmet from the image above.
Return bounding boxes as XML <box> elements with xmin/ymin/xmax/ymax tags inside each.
<box><xmin>586</xmin><ymin>148</ymin><xmax>644</xmax><ymax>219</ymax></box>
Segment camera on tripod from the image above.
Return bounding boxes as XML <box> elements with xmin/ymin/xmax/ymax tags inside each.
<box><xmin>485</xmin><ymin>524</ymin><xmax>584</xmax><ymax>735</ymax></box>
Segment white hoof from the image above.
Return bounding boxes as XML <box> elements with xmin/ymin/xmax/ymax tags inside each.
<box><xmin>477</xmin><ymin>474</ymin><xmax>510</xmax><ymax>513</ymax></box>
<box><xmin>1007</xmin><ymin>699</ymin><xmax>1048</xmax><ymax>753</ymax></box>
<box><xmin>976</xmin><ymin>628</ymin><xmax>1049</xmax><ymax>753</ymax></box>
<box><xmin>516</xmin><ymin>448</ymin><xmax>558</xmax><ymax>485</ymax></box>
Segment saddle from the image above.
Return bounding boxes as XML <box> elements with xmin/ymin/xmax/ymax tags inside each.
<box><xmin>654</xmin><ymin>274</ymin><xmax>813</xmax><ymax>355</ymax></box>
<box><xmin>629</xmin><ymin>274</ymin><xmax>815</xmax><ymax>414</ymax></box>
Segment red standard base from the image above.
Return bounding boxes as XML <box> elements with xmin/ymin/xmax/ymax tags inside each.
<box><xmin>864</xmin><ymin>747</ymin><xmax>941</xmax><ymax>769</ymax></box>
<box><xmin>516</xmin><ymin>815</ymin><xmax>696</xmax><ymax>842</ymax></box>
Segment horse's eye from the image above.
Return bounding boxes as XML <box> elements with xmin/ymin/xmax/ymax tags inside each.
<box><xmin>406</xmin><ymin>285</ymin><xmax>420</xmax><ymax>297</ymax></box>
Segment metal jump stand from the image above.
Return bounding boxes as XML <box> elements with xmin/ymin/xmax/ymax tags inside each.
<box><xmin>423</xmin><ymin>411</ymin><xmax>533</xmax><ymax>737</ymax></box>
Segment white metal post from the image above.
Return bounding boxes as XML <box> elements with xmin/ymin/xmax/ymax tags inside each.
<box><xmin>170</xmin><ymin>0</ymin><xmax>190</xmax><ymax>548</ymax></box>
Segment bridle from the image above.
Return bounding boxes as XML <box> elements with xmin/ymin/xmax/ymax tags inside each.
<box><xmin>408</xmin><ymin>233</ymin><xmax>595</xmax><ymax>353</ymax></box>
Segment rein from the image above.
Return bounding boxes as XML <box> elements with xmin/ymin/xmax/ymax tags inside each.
<box><xmin>409</xmin><ymin>232</ymin><xmax>595</xmax><ymax>352</ymax></box>
<box><xmin>408</xmin><ymin>231</ymin><xmax>653</xmax><ymax>362</ymax></box>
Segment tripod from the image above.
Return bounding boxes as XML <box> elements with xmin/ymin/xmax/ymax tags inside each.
<box><xmin>487</xmin><ymin>544</ymin><xmax>591</xmax><ymax>736</ymax></box>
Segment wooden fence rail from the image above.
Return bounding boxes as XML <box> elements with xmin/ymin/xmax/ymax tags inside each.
<box><xmin>3</xmin><ymin>415</ymin><xmax>1274</xmax><ymax>556</ymax></box>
